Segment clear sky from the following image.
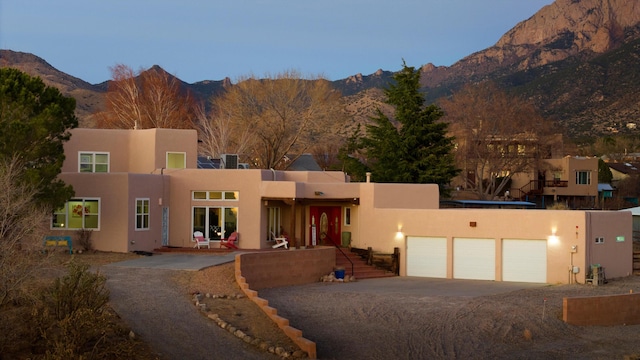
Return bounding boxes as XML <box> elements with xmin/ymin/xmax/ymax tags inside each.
<box><xmin>0</xmin><ymin>0</ymin><xmax>553</xmax><ymax>84</ymax></box>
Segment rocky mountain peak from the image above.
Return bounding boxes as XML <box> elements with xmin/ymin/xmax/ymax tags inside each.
<box><xmin>419</xmin><ymin>0</ymin><xmax>640</xmax><ymax>87</ymax></box>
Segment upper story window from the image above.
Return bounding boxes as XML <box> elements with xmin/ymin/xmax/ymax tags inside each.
<box><xmin>576</xmin><ymin>171</ymin><xmax>591</xmax><ymax>185</ymax></box>
<box><xmin>79</xmin><ymin>152</ymin><xmax>109</xmax><ymax>173</ymax></box>
<box><xmin>167</xmin><ymin>152</ymin><xmax>186</xmax><ymax>169</ymax></box>
<box><xmin>192</xmin><ymin>191</ymin><xmax>239</xmax><ymax>201</ymax></box>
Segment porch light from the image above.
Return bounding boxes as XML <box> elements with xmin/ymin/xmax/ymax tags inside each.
<box><xmin>395</xmin><ymin>225</ymin><xmax>404</xmax><ymax>240</ymax></box>
<box><xmin>548</xmin><ymin>230</ymin><xmax>559</xmax><ymax>245</ymax></box>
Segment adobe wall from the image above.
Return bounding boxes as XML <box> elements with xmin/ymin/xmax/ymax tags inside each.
<box><xmin>236</xmin><ymin>247</ymin><xmax>335</xmax><ymax>290</ymax></box>
<box><xmin>563</xmin><ymin>293</ymin><xmax>640</xmax><ymax>326</ymax></box>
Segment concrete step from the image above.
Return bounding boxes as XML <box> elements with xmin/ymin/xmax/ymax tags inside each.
<box><xmin>335</xmin><ymin>248</ymin><xmax>396</xmax><ymax>279</ymax></box>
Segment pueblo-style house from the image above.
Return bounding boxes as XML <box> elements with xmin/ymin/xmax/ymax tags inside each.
<box><xmin>53</xmin><ymin>128</ymin><xmax>633</xmax><ymax>285</ymax></box>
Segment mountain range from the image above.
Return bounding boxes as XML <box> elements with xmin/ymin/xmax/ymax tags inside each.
<box><xmin>1</xmin><ymin>0</ymin><xmax>639</xmax><ymax>141</ymax></box>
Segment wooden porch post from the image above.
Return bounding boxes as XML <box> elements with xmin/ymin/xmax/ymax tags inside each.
<box><xmin>291</xmin><ymin>200</ymin><xmax>298</xmax><ymax>249</ymax></box>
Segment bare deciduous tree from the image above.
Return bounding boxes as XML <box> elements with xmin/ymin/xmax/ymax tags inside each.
<box><xmin>195</xmin><ymin>99</ymin><xmax>252</xmax><ymax>161</ymax></box>
<box><xmin>0</xmin><ymin>157</ymin><xmax>51</xmax><ymax>306</ymax></box>
<box><xmin>440</xmin><ymin>82</ymin><xmax>559</xmax><ymax>200</ymax></box>
<box><xmin>204</xmin><ymin>71</ymin><xmax>347</xmax><ymax>169</ymax></box>
<box><xmin>97</xmin><ymin>64</ymin><xmax>196</xmax><ymax>129</ymax></box>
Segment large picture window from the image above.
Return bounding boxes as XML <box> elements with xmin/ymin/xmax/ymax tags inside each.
<box><xmin>192</xmin><ymin>206</ymin><xmax>238</xmax><ymax>240</ymax></box>
<box><xmin>136</xmin><ymin>198</ymin><xmax>150</xmax><ymax>230</ymax></box>
<box><xmin>52</xmin><ymin>198</ymin><xmax>100</xmax><ymax>229</ymax></box>
<box><xmin>79</xmin><ymin>152</ymin><xmax>109</xmax><ymax>172</ymax></box>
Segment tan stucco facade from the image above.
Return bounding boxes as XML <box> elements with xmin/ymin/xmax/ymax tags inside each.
<box><xmin>54</xmin><ymin>128</ymin><xmax>633</xmax><ymax>284</ymax></box>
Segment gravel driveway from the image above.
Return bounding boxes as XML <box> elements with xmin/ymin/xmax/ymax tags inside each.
<box><xmin>101</xmin><ymin>265</ymin><xmax>273</xmax><ymax>360</ymax></box>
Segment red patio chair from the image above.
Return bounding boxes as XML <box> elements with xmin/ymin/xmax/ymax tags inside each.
<box><xmin>220</xmin><ymin>232</ymin><xmax>239</xmax><ymax>250</ymax></box>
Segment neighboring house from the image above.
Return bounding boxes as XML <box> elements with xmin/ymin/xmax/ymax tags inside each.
<box><xmin>53</xmin><ymin>128</ymin><xmax>632</xmax><ymax>285</ymax></box>
<box><xmin>509</xmin><ymin>156</ymin><xmax>599</xmax><ymax>209</ymax></box>
<box><xmin>608</xmin><ymin>162</ymin><xmax>640</xmax><ymax>187</ymax></box>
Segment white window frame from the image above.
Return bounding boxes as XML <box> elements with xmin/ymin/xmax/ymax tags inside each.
<box><xmin>344</xmin><ymin>207</ymin><xmax>351</xmax><ymax>226</ymax></box>
<box><xmin>192</xmin><ymin>206</ymin><xmax>238</xmax><ymax>240</ymax></box>
<box><xmin>192</xmin><ymin>191</ymin><xmax>239</xmax><ymax>201</ymax></box>
<box><xmin>52</xmin><ymin>198</ymin><xmax>101</xmax><ymax>230</ymax></box>
<box><xmin>135</xmin><ymin>198</ymin><xmax>150</xmax><ymax>230</ymax></box>
<box><xmin>166</xmin><ymin>152</ymin><xmax>186</xmax><ymax>169</ymax></box>
<box><xmin>576</xmin><ymin>171</ymin><xmax>591</xmax><ymax>185</ymax></box>
<box><xmin>79</xmin><ymin>152</ymin><xmax>110</xmax><ymax>173</ymax></box>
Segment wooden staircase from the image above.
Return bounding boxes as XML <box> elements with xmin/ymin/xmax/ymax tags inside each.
<box><xmin>335</xmin><ymin>248</ymin><xmax>396</xmax><ymax>279</ymax></box>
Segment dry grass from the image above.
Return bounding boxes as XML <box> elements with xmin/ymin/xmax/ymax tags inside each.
<box><xmin>0</xmin><ymin>250</ymin><xmax>159</xmax><ymax>359</ymax></box>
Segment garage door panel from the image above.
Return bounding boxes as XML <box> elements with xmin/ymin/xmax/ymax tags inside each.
<box><xmin>453</xmin><ymin>238</ymin><xmax>495</xmax><ymax>280</ymax></box>
<box><xmin>503</xmin><ymin>239</ymin><xmax>547</xmax><ymax>283</ymax></box>
<box><xmin>407</xmin><ymin>237</ymin><xmax>447</xmax><ymax>278</ymax></box>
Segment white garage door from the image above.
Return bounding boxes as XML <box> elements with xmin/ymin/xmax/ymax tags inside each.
<box><xmin>502</xmin><ymin>239</ymin><xmax>547</xmax><ymax>283</ymax></box>
<box><xmin>406</xmin><ymin>236</ymin><xmax>447</xmax><ymax>278</ymax></box>
<box><xmin>453</xmin><ymin>238</ymin><xmax>495</xmax><ymax>280</ymax></box>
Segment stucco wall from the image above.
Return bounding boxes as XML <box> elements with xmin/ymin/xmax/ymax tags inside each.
<box><xmin>58</xmin><ymin>172</ymin><xmax>165</xmax><ymax>253</ymax></box>
<box><xmin>586</xmin><ymin>211</ymin><xmax>633</xmax><ymax>279</ymax></box>
<box><xmin>167</xmin><ymin>169</ymin><xmax>266</xmax><ymax>249</ymax></box>
<box><xmin>236</xmin><ymin>247</ymin><xmax>335</xmax><ymax>290</ymax></box>
<box><xmin>63</xmin><ymin>129</ymin><xmax>130</xmax><ymax>173</ymax></box>
<box><xmin>351</xmin><ymin>204</ymin><xmax>632</xmax><ymax>284</ymax></box>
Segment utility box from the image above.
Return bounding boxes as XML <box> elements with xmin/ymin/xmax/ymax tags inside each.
<box><xmin>341</xmin><ymin>232</ymin><xmax>351</xmax><ymax>247</ymax></box>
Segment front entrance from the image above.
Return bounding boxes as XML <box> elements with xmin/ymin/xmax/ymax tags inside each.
<box><xmin>309</xmin><ymin>206</ymin><xmax>341</xmax><ymax>246</ymax></box>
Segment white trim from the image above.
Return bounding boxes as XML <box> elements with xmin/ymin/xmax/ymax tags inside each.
<box><xmin>51</xmin><ymin>197</ymin><xmax>101</xmax><ymax>230</ymax></box>
<box><xmin>166</xmin><ymin>151</ymin><xmax>186</xmax><ymax>169</ymax></box>
<box><xmin>135</xmin><ymin>198</ymin><xmax>150</xmax><ymax>231</ymax></box>
<box><xmin>192</xmin><ymin>191</ymin><xmax>239</xmax><ymax>201</ymax></box>
<box><xmin>78</xmin><ymin>151</ymin><xmax>110</xmax><ymax>173</ymax></box>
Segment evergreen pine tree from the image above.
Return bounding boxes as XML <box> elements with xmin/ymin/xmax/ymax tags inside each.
<box><xmin>362</xmin><ymin>62</ymin><xmax>459</xmax><ymax>192</ymax></box>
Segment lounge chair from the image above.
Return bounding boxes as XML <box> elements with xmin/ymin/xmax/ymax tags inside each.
<box><xmin>271</xmin><ymin>231</ymin><xmax>289</xmax><ymax>249</ymax></box>
<box><xmin>220</xmin><ymin>232</ymin><xmax>239</xmax><ymax>249</ymax></box>
<box><xmin>193</xmin><ymin>231</ymin><xmax>210</xmax><ymax>249</ymax></box>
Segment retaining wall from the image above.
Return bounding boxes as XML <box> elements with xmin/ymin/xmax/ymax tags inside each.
<box><xmin>234</xmin><ymin>247</ymin><xmax>336</xmax><ymax>359</ymax></box>
<box><xmin>563</xmin><ymin>293</ymin><xmax>640</xmax><ymax>326</ymax></box>
<box><xmin>236</xmin><ymin>247</ymin><xmax>335</xmax><ymax>290</ymax></box>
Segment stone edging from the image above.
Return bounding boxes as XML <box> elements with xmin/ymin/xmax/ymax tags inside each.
<box><xmin>234</xmin><ymin>266</ymin><xmax>317</xmax><ymax>359</ymax></box>
<box><xmin>192</xmin><ymin>292</ymin><xmax>308</xmax><ymax>358</ymax></box>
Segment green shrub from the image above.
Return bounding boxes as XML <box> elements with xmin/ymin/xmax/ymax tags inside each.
<box><xmin>44</xmin><ymin>260</ymin><xmax>109</xmax><ymax>321</ymax></box>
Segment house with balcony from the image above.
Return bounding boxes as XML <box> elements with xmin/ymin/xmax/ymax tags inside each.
<box><xmin>509</xmin><ymin>156</ymin><xmax>599</xmax><ymax>209</ymax></box>
<box><xmin>51</xmin><ymin>128</ymin><xmax>632</xmax><ymax>285</ymax></box>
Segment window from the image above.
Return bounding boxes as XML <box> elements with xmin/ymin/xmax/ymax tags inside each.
<box><xmin>79</xmin><ymin>152</ymin><xmax>109</xmax><ymax>172</ymax></box>
<box><xmin>136</xmin><ymin>198</ymin><xmax>150</xmax><ymax>230</ymax></box>
<box><xmin>192</xmin><ymin>206</ymin><xmax>238</xmax><ymax>240</ymax></box>
<box><xmin>52</xmin><ymin>198</ymin><xmax>100</xmax><ymax>229</ymax></box>
<box><xmin>344</xmin><ymin>207</ymin><xmax>351</xmax><ymax>226</ymax></box>
<box><xmin>192</xmin><ymin>191</ymin><xmax>239</xmax><ymax>201</ymax></box>
<box><xmin>167</xmin><ymin>152</ymin><xmax>186</xmax><ymax>169</ymax></box>
<box><xmin>595</xmin><ymin>237</ymin><xmax>604</xmax><ymax>244</ymax></box>
<box><xmin>576</xmin><ymin>171</ymin><xmax>591</xmax><ymax>185</ymax></box>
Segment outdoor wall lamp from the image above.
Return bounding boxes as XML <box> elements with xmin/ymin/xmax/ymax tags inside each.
<box><xmin>548</xmin><ymin>229</ymin><xmax>559</xmax><ymax>245</ymax></box>
<box><xmin>395</xmin><ymin>225</ymin><xmax>404</xmax><ymax>240</ymax></box>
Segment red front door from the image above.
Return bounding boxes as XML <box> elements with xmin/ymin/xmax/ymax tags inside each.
<box><xmin>309</xmin><ymin>206</ymin><xmax>341</xmax><ymax>246</ymax></box>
